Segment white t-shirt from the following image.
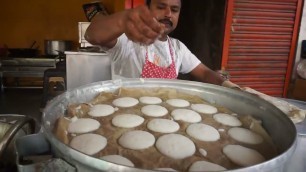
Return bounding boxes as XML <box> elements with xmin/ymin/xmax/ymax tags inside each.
<box><xmin>105</xmin><ymin>34</ymin><xmax>201</xmax><ymax>78</ymax></box>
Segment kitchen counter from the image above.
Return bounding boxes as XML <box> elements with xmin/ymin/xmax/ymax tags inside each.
<box><xmin>64</xmin><ymin>51</ymin><xmax>106</xmax><ymax>56</ymax></box>
<box><xmin>0</xmin><ymin>57</ymin><xmax>58</xmax><ymax>89</ymax></box>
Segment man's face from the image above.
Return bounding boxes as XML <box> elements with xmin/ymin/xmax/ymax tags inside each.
<box><xmin>149</xmin><ymin>0</ymin><xmax>181</xmax><ymax>35</ymax></box>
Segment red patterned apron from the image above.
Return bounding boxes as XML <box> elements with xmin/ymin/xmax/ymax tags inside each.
<box><xmin>141</xmin><ymin>39</ymin><xmax>177</xmax><ymax>79</ymax></box>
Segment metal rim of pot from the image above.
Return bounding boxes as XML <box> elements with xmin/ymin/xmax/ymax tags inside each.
<box><xmin>40</xmin><ymin>79</ymin><xmax>297</xmax><ymax>172</ymax></box>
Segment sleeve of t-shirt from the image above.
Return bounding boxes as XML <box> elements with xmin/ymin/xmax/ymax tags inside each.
<box><xmin>178</xmin><ymin>41</ymin><xmax>201</xmax><ymax>74</ymax></box>
<box><xmin>102</xmin><ymin>34</ymin><xmax>129</xmax><ymax>61</ymax></box>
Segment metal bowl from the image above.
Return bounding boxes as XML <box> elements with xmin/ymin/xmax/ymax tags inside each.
<box><xmin>41</xmin><ymin>79</ymin><xmax>297</xmax><ymax>172</ymax></box>
<box><xmin>297</xmin><ymin>59</ymin><xmax>306</xmax><ymax>79</ymax></box>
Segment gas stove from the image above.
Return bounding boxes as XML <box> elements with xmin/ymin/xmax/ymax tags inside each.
<box><xmin>0</xmin><ymin>57</ymin><xmax>59</xmax><ymax>89</ymax></box>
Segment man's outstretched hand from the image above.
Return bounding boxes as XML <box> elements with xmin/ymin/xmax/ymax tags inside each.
<box><xmin>222</xmin><ymin>80</ymin><xmax>241</xmax><ymax>90</ymax></box>
<box><xmin>122</xmin><ymin>5</ymin><xmax>165</xmax><ymax>45</ymax></box>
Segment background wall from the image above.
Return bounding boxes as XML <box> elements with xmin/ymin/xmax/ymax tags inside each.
<box><xmin>0</xmin><ymin>0</ymin><xmax>125</xmax><ymax>55</ymax></box>
<box><xmin>171</xmin><ymin>0</ymin><xmax>226</xmax><ymax>80</ymax></box>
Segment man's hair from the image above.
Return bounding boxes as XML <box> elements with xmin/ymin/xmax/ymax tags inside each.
<box><xmin>146</xmin><ymin>0</ymin><xmax>151</xmax><ymax>6</ymax></box>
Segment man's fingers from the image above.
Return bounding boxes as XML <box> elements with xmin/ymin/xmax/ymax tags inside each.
<box><xmin>136</xmin><ymin>21</ymin><xmax>160</xmax><ymax>40</ymax></box>
<box><xmin>125</xmin><ymin>22</ymin><xmax>154</xmax><ymax>44</ymax></box>
<box><xmin>138</xmin><ymin>6</ymin><xmax>164</xmax><ymax>34</ymax></box>
<box><xmin>129</xmin><ymin>11</ymin><xmax>159</xmax><ymax>39</ymax></box>
<box><xmin>222</xmin><ymin>80</ymin><xmax>242</xmax><ymax>90</ymax></box>
<box><xmin>130</xmin><ymin>7</ymin><xmax>161</xmax><ymax>39</ymax></box>
<box><xmin>125</xmin><ymin>7</ymin><xmax>162</xmax><ymax>44</ymax></box>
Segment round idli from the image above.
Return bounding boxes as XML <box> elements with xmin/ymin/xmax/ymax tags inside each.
<box><xmin>112</xmin><ymin>114</ymin><xmax>144</xmax><ymax>128</ymax></box>
<box><xmin>189</xmin><ymin>161</ymin><xmax>227</xmax><ymax>172</ymax></box>
<box><xmin>68</xmin><ymin>118</ymin><xmax>100</xmax><ymax>134</ymax></box>
<box><xmin>156</xmin><ymin>134</ymin><xmax>196</xmax><ymax>159</ymax></box>
<box><xmin>166</xmin><ymin>99</ymin><xmax>190</xmax><ymax>107</ymax></box>
<box><xmin>213</xmin><ymin>113</ymin><xmax>242</xmax><ymax>127</ymax></box>
<box><xmin>118</xmin><ymin>130</ymin><xmax>155</xmax><ymax>150</ymax></box>
<box><xmin>186</xmin><ymin>123</ymin><xmax>220</xmax><ymax>142</ymax></box>
<box><xmin>141</xmin><ymin>105</ymin><xmax>168</xmax><ymax>117</ymax></box>
<box><xmin>112</xmin><ymin>97</ymin><xmax>139</xmax><ymax>108</ymax></box>
<box><xmin>100</xmin><ymin>155</ymin><xmax>134</xmax><ymax>167</ymax></box>
<box><xmin>70</xmin><ymin>133</ymin><xmax>107</xmax><ymax>155</ymax></box>
<box><xmin>88</xmin><ymin>104</ymin><xmax>115</xmax><ymax>117</ymax></box>
<box><xmin>228</xmin><ymin>127</ymin><xmax>264</xmax><ymax>145</ymax></box>
<box><xmin>139</xmin><ymin>96</ymin><xmax>162</xmax><ymax>104</ymax></box>
<box><xmin>171</xmin><ymin>109</ymin><xmax>201</xmax><ymax>123</ymax></box>
<box><xmin>191</xmin><ymin>104</ymin><xmax>218</xmax><ymax>115</ymax></box>
<box><xmin>147</xmin><ymin>119</ymin><xmax>180</xmax><ymax>133</ymax></box>
<box><xmin>223</xmin><ymin>144</ymin><xmax>265</xmax><ymax>167</ymax></box>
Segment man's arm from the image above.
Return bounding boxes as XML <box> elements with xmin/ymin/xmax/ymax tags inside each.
<box><xmin>189</xmin><ymin>63</ymin><xmax>240</xmax><ymax>89</ymax></box>
<box><xmin>85</xmin><ymin>5</ymin><xmax>164</xmax><ymax>48</ymax></box>
<box><xmin>189</xmin><ymin>63</ymin><xmax>225</xmax><ymax>85</ymax></box>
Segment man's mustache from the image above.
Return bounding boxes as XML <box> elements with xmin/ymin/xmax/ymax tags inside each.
<box><xmin>158</xmin><ymin>19</ymin><xmax>173</xmax><ymax>27</ymax></box>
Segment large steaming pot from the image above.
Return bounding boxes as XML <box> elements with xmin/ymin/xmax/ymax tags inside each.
<box><xmin>40</xmin><ymin>79</ymin><xmax>297</xmax><ymax>172</ymax></box>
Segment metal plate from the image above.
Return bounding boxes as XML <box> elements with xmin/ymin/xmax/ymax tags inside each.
<box><xmin>41</xmin><ymin>79</ymin><xmax>297</xmax><ymax>172</ymax></box>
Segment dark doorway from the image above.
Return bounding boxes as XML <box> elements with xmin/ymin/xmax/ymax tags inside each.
<box><xmin>171</xmin><ymin>0</ymin><xmax>227</xmax><ymax>80</ymax></box>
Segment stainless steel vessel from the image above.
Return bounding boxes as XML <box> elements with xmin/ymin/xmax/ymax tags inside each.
<box><xmin>44</xmin><ymin>40</ymin><xmax>72</xmax><ymax>56</ymax></box>
<box><xmin>0</xmin><ymin>115</ymin><xmax>35</xmax><ymax>166</ymax></box>
<box><xmin>37</xmin><ymin>79</ymin><xmax>297</xmax><ymax>172</ymax></box>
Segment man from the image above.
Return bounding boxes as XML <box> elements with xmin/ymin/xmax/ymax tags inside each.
<box><xmin>85</xmin><ymin>0</ymin><xmax>238</xmax><ymax>88</ymax></box>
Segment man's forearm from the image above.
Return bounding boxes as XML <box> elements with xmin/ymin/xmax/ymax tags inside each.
<box><xmin>85</xmin><ymin>5</ymin><xmax>164</xmax><ymax>48</ymax></box>
<box><xmin>202</xmin><ymin>69</ymin><xmax>225</xmax><ymax>86</ymax></box>
<box><xmin>190</xmin><ymin>64</ymin><xmax>225</xmax><ymax>85</ymax></box>
<box><xmin>85</xmin><ymin>11</ymin><xmax>126</xmax><ymax>48</ymax></box>
<box><xmin>191</xmin><ymin>65</ymin><xmax>240</xmax><ymax>89</ymax></box>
